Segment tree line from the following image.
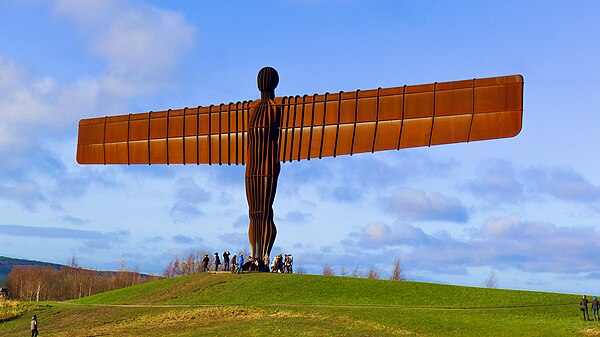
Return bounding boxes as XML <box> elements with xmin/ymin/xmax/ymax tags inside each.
<box><xmin>4</xmin><ymin>258</ymin><xmax>159</xmax><ymax>301</ymax></box>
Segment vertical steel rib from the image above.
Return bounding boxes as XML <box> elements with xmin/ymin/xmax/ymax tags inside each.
<box><xmin>350</xmin><ymin>89</ymin><xmax>360</xmax><ymax>156</ymax></box>
<box><xmin>333</xmin><ymin>91</ymin><xmax>343</xmax><ymax>157</ymax></box>
<box><xmin>147</xmin><ymin>112</ymin><xmax>152</xmax><ymax>165</ymax></box>
<box><xmin>127</xmin><ymin>113</ymin><xmax>131</xmax><ymax>165</ymax></box>
<box><xmin>166</xmin><ymin>109</ymin><xmax>170</xmax><ymax>165</ymax></box>
<box><xmin>196</xmin><ymin>106</ymin><xmax>201</xmax><ymax>165</ymax></box>
<box><xmin>297</xmin><ymin>95</ymin><xmax>307</xmax><ymax>162</ymax></box>
<box><xmin>372</xmin><ymin>88</ymin><xmax>381</xmax><ymax>153</ymax></box>
<box><xmin>103</xmin><ymin>116</ymin><xmax>107</xmax><ymax>165</ymax></box>
<box><xmin>428</xmin><ymin>82</ymin><xmax>437</xmax><ymax>146</ymax></box>
<box><xmin>467</xmin><ymin>78</ymin><xmax>476</xmax><ymax>142</ymax></box>
<box><xmin>397</xmin><ymin>86</ymin><xmax>406</xmax><ymax>150</ymax></box>
<box><xmin>208</xmin><ymin>105</ymin><xmax>213</xmax><ymax>165</ymax></box>
<box><xmin>182</xmin><ymin>107</ymin><xmax>187</xmax><ymax>165</ymax></box>
<box><xmin>319</xmin><ymin>92</ymin><xmax>328</xmax><ymax>159</ymax></box>
<box><xmin>307</xmin><ymin>94</ymin><xmax>317</xmax><ymax>160</ymax></box>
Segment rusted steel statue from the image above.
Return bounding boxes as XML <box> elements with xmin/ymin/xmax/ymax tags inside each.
<box><xmin>246</xmin><ymin>67</ymin><xmax>281</xmax><ymax>261</ymax></box>
<box><xmin>77</xmin><ymin>67</ymin><xmax>523</xmax><ymax>262</ymax></box>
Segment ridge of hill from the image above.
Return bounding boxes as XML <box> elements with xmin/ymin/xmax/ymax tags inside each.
<box><xmin>0</xmin><ymin>256</ymin><xmax>62</xmax><ymax>285</ymax></box>
<box><xmin>74</xmin><ymin>272</ymin><xmax>577</xmax><ymax>308</ymax></box>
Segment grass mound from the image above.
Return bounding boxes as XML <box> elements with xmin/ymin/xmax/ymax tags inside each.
<box><xmin>0</xmin><ymin>273</ymin><xmax>591</xmax><ymax>336</ymax></box>
<box><xmin>74</xmin><ymin>272</ymin><xmax>576</xmax><ymax>309</ymax></box>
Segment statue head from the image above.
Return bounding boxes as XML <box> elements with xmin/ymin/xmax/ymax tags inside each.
<box><xmin>257</xmin><ymin>67</ymin><xmax>279</xmax><ymax>94</ymax></box>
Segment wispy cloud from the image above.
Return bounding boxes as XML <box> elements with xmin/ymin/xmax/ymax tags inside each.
<box><xmin>170</xmin><ymin>176</ymin><xmax>211</xmax><ymax>224</ymax></box>
<box><xmin>381</xmin><ymin>188</ymin><xmax>468</xmax><ymax>223</ymax></box>
<box><xmin>466</xmin><ymin>161</ymin><xmax>600</xmax><ymax>206</ymax></box>
<box><xmin>466</xmin><ymin>159</ymin><xmax>524</xmax><ymax>204</ymax></box>
<box><xmin>277</xmin><ymin>211</ymin><xmax>312</xmax><ymax>225</ymax></box>
<box><xmin>54</xmin><ymin>0</ymin><xmax>195</xmax><ymax>98</ymax></box>
<box><xmin>0</xmin><ymin>224</ymin><xmax>129</xmax><ymax>250</ymax></box>
<box><xmin>525</xmin><ymin>166</ymin><xmax>600</xmax><ymax>202</ymax></box>
<box><xmin>341</xmin><ymin>215</ymin><xmax>600</xmax><ymax>275</ymax></box>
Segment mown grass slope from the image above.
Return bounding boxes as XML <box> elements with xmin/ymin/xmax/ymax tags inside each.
<box><xmin>1</xmin><ymin>272</ymin><xmax>597</xmax><ymax>337</ymax></box>
<box><xmin>75</xmin><ymin>272</ymin><xmax>576</xmax><ymax>308</ymax></box>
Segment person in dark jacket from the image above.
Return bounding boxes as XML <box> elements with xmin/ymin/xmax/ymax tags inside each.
<box><xmin>202</xmin><ymin>254</ymin><xmax>210</xmax><ymax>272</ymax></box>
<box><xmin>581</xmin><ymin>295</ymin><xmax>590</xmax><ymax>321</ymax></box>
<box><xmin>223</xmin><ymin>251</ymin><xmax>231</xmax><ymax>271</ymax></box>
<box><xmin>231</xmin><ymin>254</ymin><xmax>237</xmax><ymax>274</ymax></box>
<box><xmin>214</xmin><ymin>252</ymin><xmax>221</xmax><ymax>271</ymax></box>
<box><xmin>31</xmin><ymin>315</ymin><xmax>38</xmax><ymax>337</ymax></box>
<box><xmin>592</xmin><ymin>296</ymin><xmax>599</xmax><ymax>321</ymax></box>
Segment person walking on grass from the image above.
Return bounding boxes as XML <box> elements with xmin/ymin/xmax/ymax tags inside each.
<box><xmin>31</xmin><ymin>315</ymin><xmax>38</xmax><ymax>337</ymax></box>
<box><xmin>593</xmin><ymin>296</ymin><xmax>599</xmax><ymax>321</ymax></box>
<box><xmin>202</xmin><ymin>254</ymin><xmax>210</xmax><ymax>272</ymax></box>
<box><xmin>581</xmin><ymin>295</ymin><xmax>590</xmax><ymax>321</ymax></box>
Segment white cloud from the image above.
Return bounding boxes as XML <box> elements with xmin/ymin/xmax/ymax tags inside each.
<box><xmin>341</xmin><ymin>215</ymin><xmax>600</xmax><ymax>276</ymax></box>
<box><xmin>525</xmin><ymin>165</ymin><xmax>600</xmax><ymax>202</ymax></box>
<box><xmin>382</xmin><ymin>188</ymin><xmax>468</xmax><ymax>222</ymax></box>
<box><xmin>54</xmin><ymin>0</ymin><xmax>195</xmax><ymax>97</ymax></box>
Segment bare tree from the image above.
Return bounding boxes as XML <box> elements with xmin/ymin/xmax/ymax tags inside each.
<box><xmin>391</xmin><ymin>257</ymin><xmax>406</xmax><ymax>281</ymax></box>
<box><xmin>485</xmin><ymin>269</ymin><xmax>499</xmax><ymax>288</ymax></box>
<box><xmin>322</xmin><ymin>265</ymin><xmax>335</xmax><ymax>276</ymax></box>
<box><xmin>352</xmin><ymin>266</ymin><xmax>360</xmax><ymax>278</ymax></box>
<box><xmin>367</xmin><ymin>267</ymin><xmax>380</xmax><ymax>279</ymax></box>
<box><xmin>295</xmin><ymin>266</ymin><xmax>306</xmax><ymax>274</ymax></box>
<box><xmin>339</xmin><ymin>265</ymin><xmax>347</xmax><ymax>276</ymax></box>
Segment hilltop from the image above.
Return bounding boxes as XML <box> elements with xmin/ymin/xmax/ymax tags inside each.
<box><xmin>1</xmin><ymin>272</ymin><xmax>595</xmax><ymax>336</ymax></box>
<box><xmin>0</xmin><ymin>256</ymin><xmax>62</xmax><ymax>285</ymax></box>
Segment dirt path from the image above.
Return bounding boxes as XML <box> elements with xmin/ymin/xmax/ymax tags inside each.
<box><xmin>59</xmin><ymin>301</ymin><xmax>576</xmax><ymax>311</ymax></box>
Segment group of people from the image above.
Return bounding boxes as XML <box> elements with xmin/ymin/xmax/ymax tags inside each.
<box><xmin>201</xmin><ymin>251</ymin><xmax>293</xmax><ymax>274</ymax></box>
<box><xmin>580</xmin><ymin>295</ymin><xmax>600</xmax><ymax>321</ymax></box>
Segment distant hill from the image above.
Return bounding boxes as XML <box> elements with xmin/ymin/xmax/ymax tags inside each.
<box><xmin>0</xmin><ymin>256</ymin><xmax>63</xmax><ymax>285</ymax></box>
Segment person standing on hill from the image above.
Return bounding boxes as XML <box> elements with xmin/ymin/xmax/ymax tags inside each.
<box><xmin>592</xmin><ymin>296</ymin><xmax>599</xmax><ymax>321</ymax></box>
<box><xmin>223</xmin><ymin>251</ymin><xmax>231</xmax><ymax>272</ymax></box>
<box><xmin>202</xmin><ymin>254</ymin><xmax>210</xmax><ymax>272</ymax></box>
<box><xmin>581</xmin><ymin>295</ymin><xmax>590</xmax><ymax>321</ymax></box>
<box><xmin>214</xmin><ymin>252</ymin><xmax>221</xmax><ymax>271</ymax></box>
<box><xmin>237</xmin><ymin>255</ymin><xmax>244</xmax><ymax>274</ymax></box>
<box><xmin>231</xmin><ymin>254</ymin><xmax>237</xmax><ymax>274</ymax></box>
<box><xmin>31</xmin><ymin>315</ymin><xmax>38</xmax><ymax>337</ymax></box>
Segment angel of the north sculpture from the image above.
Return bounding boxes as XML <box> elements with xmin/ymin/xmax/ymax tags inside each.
<box><xmin>77</xmin><ymin>67</ymin><xmax>523</xmax><ymax>262</ymax></box>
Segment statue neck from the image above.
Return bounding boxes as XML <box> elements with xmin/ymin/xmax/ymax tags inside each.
<box><xmin>261</xmin><ymin>91</ymin><xmax>275</xmax><ymax>101</ymax></box>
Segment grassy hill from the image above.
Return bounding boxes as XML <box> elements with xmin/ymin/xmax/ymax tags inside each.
<box><xmin>0</xmin><ymin>272</ymin><xmax>597</xmax><ymax>336</ymax></box>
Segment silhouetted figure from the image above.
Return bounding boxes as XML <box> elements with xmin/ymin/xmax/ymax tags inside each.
<box><xmin>223</xmin><ymin>251</ymin><xmax>231</xmax><ymax>271</ymax></box>
<box><xmin>593</xmin><ymin>296</ymin><xmax>599</xmax><ymax>321</ymax></box>
<box><xmin>214</xmin><ymin>252</ymin><xmax>221</xmax><ymax>271</ymax></box>
<box><xmin>202</xmin><ymin>254</ymin><xmax>210</xmax><ymax>272</ymax></box>
<box><xmin>31</xmin><ymin>315</ymin><xmax>38</xmax><ymax>337</ymax></box>
<box><xmin>581</xmin><ymin>295</ymin><xmax>590</xmax><ymax>321</ymax></box>
<box><xmin>231</xmin><ymin>254</ymin><xmax>237</xmax><ymax>274</ymax></box>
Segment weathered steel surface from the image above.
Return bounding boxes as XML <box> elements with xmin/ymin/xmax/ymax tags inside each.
<box><xmin>76</xmin><ymin>68</ymin><xmax>523</xmax><ymax>260</ymax></box>
<box><xmin>77</xmin><ymin>75</ymin><xmax>522</xmax><ymax>165</ymax></box>
<box><xmin>246</xmin><ymin>67</ymin><xmax>280</xmax><ymax>260</ymax></box>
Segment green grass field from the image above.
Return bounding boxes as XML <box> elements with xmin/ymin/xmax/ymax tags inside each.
<box><xmin>1</xmin><ymin>272</ymin><xmax>598</xmax><ymax>336</ymax></box>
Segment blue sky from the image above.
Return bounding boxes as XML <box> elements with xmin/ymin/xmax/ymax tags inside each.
<box><xmin>1</xmin><ymin>0</ymin><xmax>599</xmax><ymax>294</ymax></box>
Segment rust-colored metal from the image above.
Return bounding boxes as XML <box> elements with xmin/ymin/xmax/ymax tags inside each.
<box><xmin>246</xmin><ymin>67</ymin><xmax>280</xmax><ymax>260</ymax></box>
<box><xmin>77</xmin><ymin>68</ymin><xmax>524</xmax><ymax>260</ymax></box>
